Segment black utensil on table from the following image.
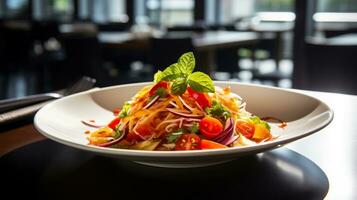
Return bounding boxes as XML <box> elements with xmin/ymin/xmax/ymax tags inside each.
<box><xmin>0</xmin><ymin>77</ymin><xmax>96</xmax><ymax>125</ymax></box>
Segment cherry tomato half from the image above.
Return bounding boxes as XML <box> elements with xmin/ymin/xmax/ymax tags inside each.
<box><xmin>149</xmin><ymin>81</ymin><xmax>169</xmax><ymax>96</ymax></box>
<box><xmin>107</xmin><ymin>117</ymin><xmax>121</xmax><ymax>129</ymax></box>
<box><xmin>126</xmin><ymin>123</ymin><xmax>153</xmax><ymax>142</ymax></box>
<box><xmin>199</xmin><ymin>116</ymin><xmax>224</xmax><ymax>139</ymax></box>
<box><xmin>200</xmin><ymin>139</ymin><xmax>227</xmax><ymax>149</ymax></box>
<box><xmin>175</xmin><ymin>133</ymin><xmax>201</xmax><ymax>150</ymax></box>
<box><xmin>187</xmin><ymin>87</ymin><xmax>211</xmax><ymax>108</ymax></box>
<box><xmin>236</xmin><ymin>120</ymin><xmax>255</xmax><ymax>139</ymax></box>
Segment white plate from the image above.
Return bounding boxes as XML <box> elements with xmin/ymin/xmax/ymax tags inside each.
<box><xmin>34</xmin><ymin>82</ymin><xmax>333</xmax><ymax>168</ymax></box>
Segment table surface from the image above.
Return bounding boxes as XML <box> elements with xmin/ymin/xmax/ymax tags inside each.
<box><xmin>1</xmin><ymin>89</ymin><xmax>356</xmax><ymax>199</ymax></box>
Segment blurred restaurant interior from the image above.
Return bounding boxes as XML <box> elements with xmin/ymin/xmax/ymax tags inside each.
<box><xmin>1</xmin><ymin>0</ymin><xmax>357</xmax><ymax>99</ymax></box>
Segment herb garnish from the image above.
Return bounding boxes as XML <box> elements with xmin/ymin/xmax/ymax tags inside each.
<box><xmin>118</xmin><ymin>102</ymin><xmax>131</xmax><ymax>118</ymax></box>
<box><xmin>166</xmin><ymin>130</ymin><xmax>184</xmax><ymax>143</ymax></box>
<box><xmin>188</xmin><ymin>122</ymin><xmax>199</xmax><ymax>133</ymax></box>
<box><xmin>113</xmin><ymin>128</ymin><xmax>123</xmax><ymax>139</ymax></box>
<box><xmin>148</xmin><ymin>87</ymin><xmax>168</xmax><ymax>101</ymax></box>
<box><xmin>205</xmin><ymin>100</ymin><xmax>231</xmax><ymax>120</ymax></box>
<box><xmin>250</xmin><ymin>116</ymin><xmax>271</xmax><ymax>131</ymax></box>
<box><xmin>154</xmin><ymin>52</ymin><xmax>215</xmax><ymax>95</ymax></box>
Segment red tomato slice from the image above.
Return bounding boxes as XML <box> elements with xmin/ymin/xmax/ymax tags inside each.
<box><xmin>175</xmin><ymin>133</ymin><xmax>201</xmax><ymax>150</ymax></box>
<box><xmin>126</xmin><ymin>132</ymin><xmax>139</xmax><ymax>142</ymax></box>
<box><xmin>200</xmin><ymin>139</ymin><xmax>227</xmax><ymax>149</ymax></box>
<box><xmin>126</xmin><ymin>123</ymin><xmax>153</xmax><ymax>142</ymax></box>
<box><xmin>236</xmin><ymin>120</ymin><xmax>255</xmax><ymax>139</ymax></box>
<box><xmin>149</xmin><ymin>81</ymin><xmax>169</xmax><ymax>96</ymax></box>
<box><xmin>199</xmin><ymin>117</ymin><xmax>223</xmax><ymax>139</ymax></box>
<box><xmin>107</xmin><ymin>117</ymin><xmax>121</xmax><ymax>129</ymax></box>
<box><xmin>187</xmin><ymin>87</ymin><xmax>211</xmax><ymax>108</ymax></box>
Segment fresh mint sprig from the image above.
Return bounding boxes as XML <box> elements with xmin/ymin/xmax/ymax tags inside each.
<box><xmin>154</xmin><ymin>52</ymin><xmax>215</xmax><ymax>95</ymax></box>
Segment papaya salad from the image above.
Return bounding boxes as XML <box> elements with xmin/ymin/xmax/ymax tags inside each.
<box><xmin>82</xmin><ymin>52</ymin><xmax>286</xmax><ymax>151</ymax></box>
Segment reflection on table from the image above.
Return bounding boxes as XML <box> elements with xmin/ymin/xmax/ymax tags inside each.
<box><xmin>1</xmin><ymin>140</ymin><xmax>328</xmax><ymax>200</ymax></box>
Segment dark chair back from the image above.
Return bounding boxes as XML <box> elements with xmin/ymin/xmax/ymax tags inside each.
<box><xmin>0</xmin><ymin>21</ymin><xmax>33</xmax><ymax>97</ymax></box>
<box><xmin>215</xmin><ymin>47</ymin><xmax>240</xmax><ymax>74</ymax></box>
<box><xmin>323</xmin><ymin>27</ymin><xmax>357</xmax><ymax>38</ymax></box>
<box><xmin>167</xmin><ymin>25</ymin><xmax>206</xmax><ymax>33</ymax></box>
<box><xmin>1</xmin><ymin>26</ymin><xmax>32</xmax><ymax>68</ymax></box>
<box><xmin>304</xmin><ymin>37</ymin><xmax>357</xmax><ymax>94</ymax></box>
<box><xmin>97</xmin><ymin>22</ymin><xmax>130</xmax><ymax>32</ymax></box>
<box><xmin>150</xmin><ymin>35</ymin><xmax>194</xmax><ymax>71</ymax></box>
<box><xmin>167</xmin><ymin>21</ymin><xmax>207</xmax><ymax>33</ymax></box>
<box><xmin>57</xmin><ymin>33</ymin><xmax>102</xmax><ymax>89</ymax></box>
<box><xmin>207</xmin><ymin>24</ymin><xmax>236</xmax><ymax>31</ymax></box>
<box><xmin>31</xmin><ymin>20</ymin><xmax>60</xmax><ymax>42</ymax></box>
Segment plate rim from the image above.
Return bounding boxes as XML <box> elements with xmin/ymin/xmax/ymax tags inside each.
<box><xmin>34</xmin><ymin>81</ymin><xmax>334</xmax><ymax>159</ymax></box>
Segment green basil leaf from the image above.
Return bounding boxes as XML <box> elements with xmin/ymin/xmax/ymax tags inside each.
<box><xmin>187</xmin><ymin>71</ymin><xmax>215</xmax><ymax>93</ymax></box>
<box><xmin>154</xmin><ymin>70</ymin><xmax>163</xmax><ymax>82</ymax></box>
<box><xmin>178</xmin><ymin>52</ymin><xmax>195</xmax><ymax>75</ymax></box>
<box><xmin>171</xmin><ymin>77</ymin><xmax>187</xmax><ymax>95</ymax></box>
<box><xmin>160</xmin><ymin>63</ymin><xmax>182</xmax><ymax>81</ymax></box>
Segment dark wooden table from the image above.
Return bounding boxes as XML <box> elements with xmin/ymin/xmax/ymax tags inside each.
<box><xmin>98</xmin><ymin>31</ymin><xmax>259</xmax><ymax>74</ymax></box>
<box><xmin>1</xmin><ymin>89</ymin><xmax>356</xmax><ymax>199</ymax></box>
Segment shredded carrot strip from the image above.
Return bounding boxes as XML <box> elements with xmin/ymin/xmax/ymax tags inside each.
<box><xmin>170</xmin><ymin>94</ymin><xmax>183</xmax><ymax>109</ymax></box>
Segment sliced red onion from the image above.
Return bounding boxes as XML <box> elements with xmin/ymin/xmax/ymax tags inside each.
<box><xmin>81</xmin><ymin>120</ymin><xmax>105</xmax><ymax>128</ymax></box>
<box><xmin>212</xmin><ymin>118</ymin><xmax>234</xmax><ymax>143</ymax></box>
<box><xmin>143</xmin><ymin>95</ymin><xmax>160</xmax><ymax>109</ymax></box>
<box><xmin>183</xmin><ymin>123</ymin><xmax>194</xmax><ymax>127</ymax></box>
<box><xmin>195</xmin><ymin>101</ymin><xmax>203</xmax><ymax>111</ymax></box>
<box><xmin>96</xmin><ymin>129</ymin><xmax>126</xmax><ymax>147</ymax></box>
<box><xmin>133</xmin><ymin>126</ymin><xmax>146</xmax><ymax>141</ymax></box>
<box><xmin>165</xmin><ymin>123</ymin><xmax>178</xmax><ymax>132</ymax></box>
<box><xmin>184</xmin><ymin>118</ymin><xmax>201</xmax><ymax>122</ymax></box>
<box><xmin>96</xmin><ymin>134</ymin><xmax>125</xmax><ymax>147</ymax></box>
<box><xmin>221</xmin><ymin>134</ymin><xmax>239</xmax><ymax>146</ymax></box>
<box><xmin>178</xmin><ymin>96</ymin><xmax>194</xmax><ymax>111</ymax></box>
<box><xmin>169</xmin><ymin>101</ymin><xmax>179</xmax><ymax>108</ymax></box>
<box><xmin>166</xmin><ymin>108</ymin><xmax>204</xmax><ymax>118</ymax></box>
<box><xmin>95</xmin><ymin>122</ymin><xmax>127</xmax><ymax>147</ymax></box>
